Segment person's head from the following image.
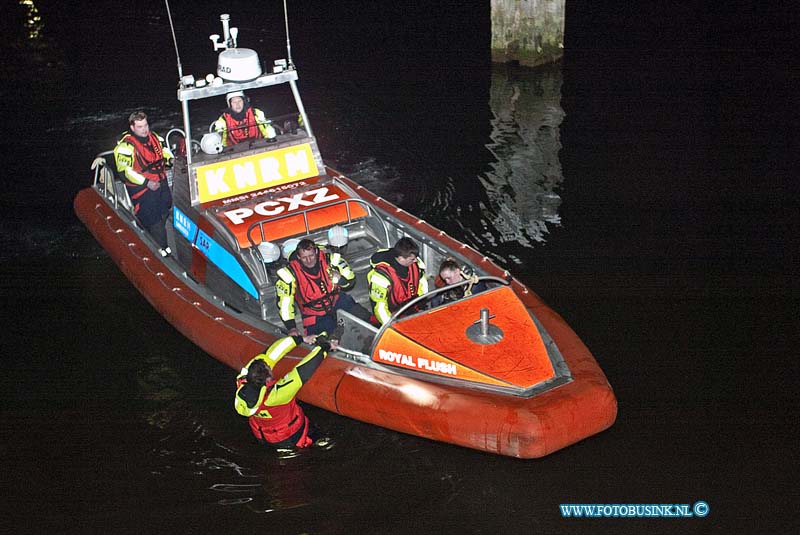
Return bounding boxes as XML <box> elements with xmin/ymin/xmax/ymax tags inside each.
<box><xmin>438</xmin><ymin>259</ymin><xmax>463</xmax><ymax>286</ymax></box>
<box><xmin>226</xmin><ymin>91</ymin><xmax>246</xmax><ymax>113</ymax></box>
<box><xmin>128</xmin><ymin>111</ymin><xmax>150</xmax><ymax>137</ymax></box>
<box><xmin>393</xmin><ymin>237</ymin><xmax>419</xmax><ymax>267</ymax></box>
<box><xmin>246</xmin><ymin>359</ymin><xmax>271</xmax><ymax>387</ymax></box>
<box><xmin>295</xmin><ymin>238</ymin><xmax>319</xmax><ymax>269</ymax></box>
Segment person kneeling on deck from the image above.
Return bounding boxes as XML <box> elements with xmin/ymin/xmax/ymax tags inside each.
<box><xmin>213</xmin><ymin>91</ymin><xmax>277</xmax><ymax>146</ymax></box>
<box><xmin>276</xmin><ymin>238</ymin><xmax>371</xmax><ymax>338</ymax></box>
<box><xmin>235</xmin><ymin>334</ymin><xmax>334</xmax><ymax>449</ymax></box>
<box><xmin>367</xmin><ymin>237</ymin><xmax>429</xmax><ymax>325</ymax></box>
<box><xmin>114</xmin><ymin>111</ymin><xmax>174</xmax><ymax>253</ymax></box>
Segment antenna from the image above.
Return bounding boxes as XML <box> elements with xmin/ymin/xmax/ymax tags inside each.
<box><xmin>209</xmin><ymin>14</ymin><xmax>237</xmax><ymax>51</ymax></box>
<box><xmin>164</xmin><ymin>0</ymin><xmax>184</xmax><ymax>78</ymax></box>
<box><xmin>283</xmin><ymin>0</ymin><xmax>294</xmax><ymax>68</ymax></box>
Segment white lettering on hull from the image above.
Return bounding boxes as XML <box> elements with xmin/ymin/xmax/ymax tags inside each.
<box><xmin>222</xmin><ymin>186</ymin><xmax>340</xmax><ymax>225</ymax></box>
<box><xmin>377</xmin><ymin>349</ymin><xmax>457</xmax><ymax>376</ymax></box>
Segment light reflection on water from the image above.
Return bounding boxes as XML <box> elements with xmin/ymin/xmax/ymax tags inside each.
<box><xmin>480</xmin><ymin>64</ymin><xmax>564</xmax><ymax>247</ymax></box>
<box><xmin>478</xmin><ymin>67</ymin><xmax>564</xmax><ymax>261</ymax></box>
<box><xmin>431</xmin><ymin>64</ymin><xmax>565</xmax><ymax>265</ymax></box>
<box><xmin>20</xmin><ymin>0</ymin><xmax>44</xmax><ymax>42</ymax></box>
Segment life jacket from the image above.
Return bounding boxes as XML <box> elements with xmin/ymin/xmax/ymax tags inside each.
<box><xmin>120</xmin><ymin>132</ymin><xmax>167</xmax><ymax>200</ymax></box>
<box><xmin>244</xmin><ymin>378</ymin><xmax>312</xmax><ymax>446</ymax></box>
<box><xmin>222</xmin><ymin>107</ymin><xmax>262</xmax><ymax>145</ymax></box>
<box><xmin>376</xmin><ymin>260</ymin><xmax>422</xmax><ymax>311</ymax></box>
<box><xmin>288</xmin><ymin>250</ymin><xmax>340</xmax><ymax>326</ymax></box>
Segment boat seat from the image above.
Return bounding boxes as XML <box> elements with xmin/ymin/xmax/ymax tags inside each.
<box><xmin>336</xmin><ymin>309</ymin><xmax>378</xmax><ymax>357</ymax></box>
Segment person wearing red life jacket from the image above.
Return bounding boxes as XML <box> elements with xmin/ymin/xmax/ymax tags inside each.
<box><xmin>113</xmin><ymin>111</ymin><xmax>174</xmax><ymax>252</ymax></box>
<box><xmin>234</xmin><ymin>333</ymin><xmax>335</xmax><ymax>449</ymax></box>
<box><xmin>212</xmin><ymin>91</ymin><xmax>277</xmax><ymax>146</ymax></box>
<box><xmin>276</xmin><ymin>238</ymin><xmax>371</xmax><ymax>338</ymax></box>
<box><xmin>367</xmin><ymin>237</ymin><xmax>429</xmax><ymax>325</ymax></box>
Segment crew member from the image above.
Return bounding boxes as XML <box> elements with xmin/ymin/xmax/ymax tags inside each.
<box><xmin>367</xmin><ymin>237</ymin><xmax>428</xmax><ymax>325</ymax></box>
<box><xmin>234</xmin><ymin>334</ymin><xmax>333</xmax><ymax>449</ymax></box>
<box><xmin>213</xmin><ymin>91</ymin><xmax>276</xmax><ymax>146</ymax></box>
<box><xmin>431</xmin><ymin>258</ymin><xmax>487</xmax><ymax>307</ymax></box>
<box><xmin>113</xmin><ymin>111</ymin><xmax>174</xmax><ymax>252</ymax></box>
<box><xmin>276</xmin><ymin>239</ymin><xmax>370</xmax><ymax>336</ymax></box>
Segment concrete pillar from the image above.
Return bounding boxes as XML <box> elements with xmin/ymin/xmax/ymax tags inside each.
<box><xmin>491</xmin><ymin>0</ymin><xmax>565</xmax><ymax>67</ymax></box>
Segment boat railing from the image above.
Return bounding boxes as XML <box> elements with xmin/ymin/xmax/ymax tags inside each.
<box><xmin>246</xmin><ymin>197</ymin><xmax>387</xmax><ymax>250</ymax></box>
<box><xmin>368</xmin><ymin>275</ymin><xmax>511</xmax><ymax>356</ymax></box>
<box><xmin>165</xmin><ymin>128</ymin><xmax>200</xmax><ymax>158</ymax></box>
<box><xmin>246</xmin><ymin>197</ymin><xmax>390</xmax><ymax>280</ymax></box>
<box><xmin>91</xmin><ymin>150</ymin><xmax>134</xmax><ymax>213</ymax></box>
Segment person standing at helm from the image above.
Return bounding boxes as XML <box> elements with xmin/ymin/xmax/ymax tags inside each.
<box><xmin>234</xmin><ymin>333</ymin><xmax>333</xmax><ymax>450</ymax></box>
<box><xmin>213</xmin><ymin>91</ymin><xmax>277</xmax><ymax>146</ymax></box>
<box><xmin>114</xmin><ymin>111</ymin><xmax>174</xmax><ymax>252</ymax></box>
<box><xmin>367</xmin><ymin>237</ymin><xmax>429</xmax><ymax>325</ymax></box>
<box><xmin>276</xmin><ymin>239</ymin><xmax>370</xmax><ymax>338</ymax></box>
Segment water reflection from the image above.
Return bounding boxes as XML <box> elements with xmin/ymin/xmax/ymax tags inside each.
<box><xmin>479</xmin><ymin>63</ymin><xmax>564</xmax><ymax>250</ymax></box>
<box><xmin>8</xmin><ymin>0</ymin><xmax>63</xmax><ymax>86</ymax></box>
<box><xmin>20</xmin><ymin>0</ymin><xmax>44</xmax><ymax>42</ymax></box>
<box><xmin>428</xmin><ymin>63</ymin><xmax>565</xmax><ymax>264</ymax></box>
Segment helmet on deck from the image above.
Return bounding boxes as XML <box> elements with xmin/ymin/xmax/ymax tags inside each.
<box><xmin>200</xmin><ymin>132</ymin><xmax>223</xmax><ymax>155</ymax></box>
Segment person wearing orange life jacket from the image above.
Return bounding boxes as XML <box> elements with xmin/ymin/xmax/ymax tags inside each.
<box><xmin>234</xmin><ymin>333</ymin><xmax>333</xmax><ymax>449</ymax></box>
<box><xmin>367</xmin><ymin>237</ymin><xmax>429</xmax><ymax>325</ymax></box>
<box><xmin>113</xmin><ymin>111</ymin><xmax>174</xmax><ymax>252</ymax></box>
<box><xmin>276</xmin><ymin>239</ymin><xmax>371</xmax><ymax>337</ymax></box>
<box><xmin>212</xmin><ymin>91</ymin><xmax>277</xmax><ymax>146</ymax></box>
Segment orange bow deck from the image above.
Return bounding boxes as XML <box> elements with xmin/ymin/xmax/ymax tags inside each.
<box><xmin>375</xmin><ymin>287</ymin><xmax>556</xmax><ymax>390</ymax></box>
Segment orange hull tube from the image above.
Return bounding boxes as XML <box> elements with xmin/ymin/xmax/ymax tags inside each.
<box><xmin>75</xmin><ymin>186</ymin><xmax>617</xmax><ymax>458</ymax></box>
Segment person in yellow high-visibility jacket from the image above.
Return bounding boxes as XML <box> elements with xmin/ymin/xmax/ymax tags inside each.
<box><xmin>113</xmin><ymin>111</ymin><xmax>174</xmax><ymax>250</ymax></box>
<box><xmin>213</xmin><ymin>91</ymin><xmax>277</xmax><ymax>146</ymax></box>
<box><xmin>234</xmin><ymin>334</ymin><xmax>334</xmax><ymax>449</ymax></box>
<box><xmin>366</xmin><ymin>237</ymin><xmax>428</xmax><ymax>325</ymax></box>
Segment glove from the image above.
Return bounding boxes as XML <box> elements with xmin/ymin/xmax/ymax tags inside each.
<box><xmin>315</xmin><ymin>333</ymin><xmax>331</xmax><ymax>353</ymax></box>
<box><xmin>283</xmin><ymin>120</ymin><xmax>298</xmax><ymax>135</ymax></box>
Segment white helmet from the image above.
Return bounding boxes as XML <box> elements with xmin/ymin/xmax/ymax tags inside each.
<box><xmin>226</xmin><ymin>91</ymin><xmax>245</xmax><ymax>107</ymax></box>
<box><xmin>257</xmin><ymin>241</ymin><xmax>281</xmax><ymax>263</ymax></box>
<box><xmin>282</xmin><ymin>238</ymin><xmax>300</xmax><ymax>260</ymax></box>
<box><xmin>327</xmin><ymin>225</ymin><xmax>349</xmax><ymax>248</ymax></box>
<box><xmin>200</xmin><ymin>132</ymin><xmax>223</xmax><ymax>155</ymax></box>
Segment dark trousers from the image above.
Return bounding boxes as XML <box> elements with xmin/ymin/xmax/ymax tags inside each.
<box><xmin>304</xmin><ymin>292</ymin><xmax>371</xmax><ymax>336</ymax></box>
<box><xmin>134</xmin><ymin>183</ymin><xmax>172</xmax><ymax>248</ymax></box>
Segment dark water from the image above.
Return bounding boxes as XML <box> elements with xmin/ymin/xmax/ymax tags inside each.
<box><xmin>2</xmin><ymin>1</ymin><xmax>796</xmax><ymax>533</ymax></box>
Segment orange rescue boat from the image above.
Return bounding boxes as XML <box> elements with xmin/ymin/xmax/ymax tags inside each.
<box><xmin>74</xmin><ymin>10</ymin><xmax>616</xmax><ymax>458</ymax></box>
